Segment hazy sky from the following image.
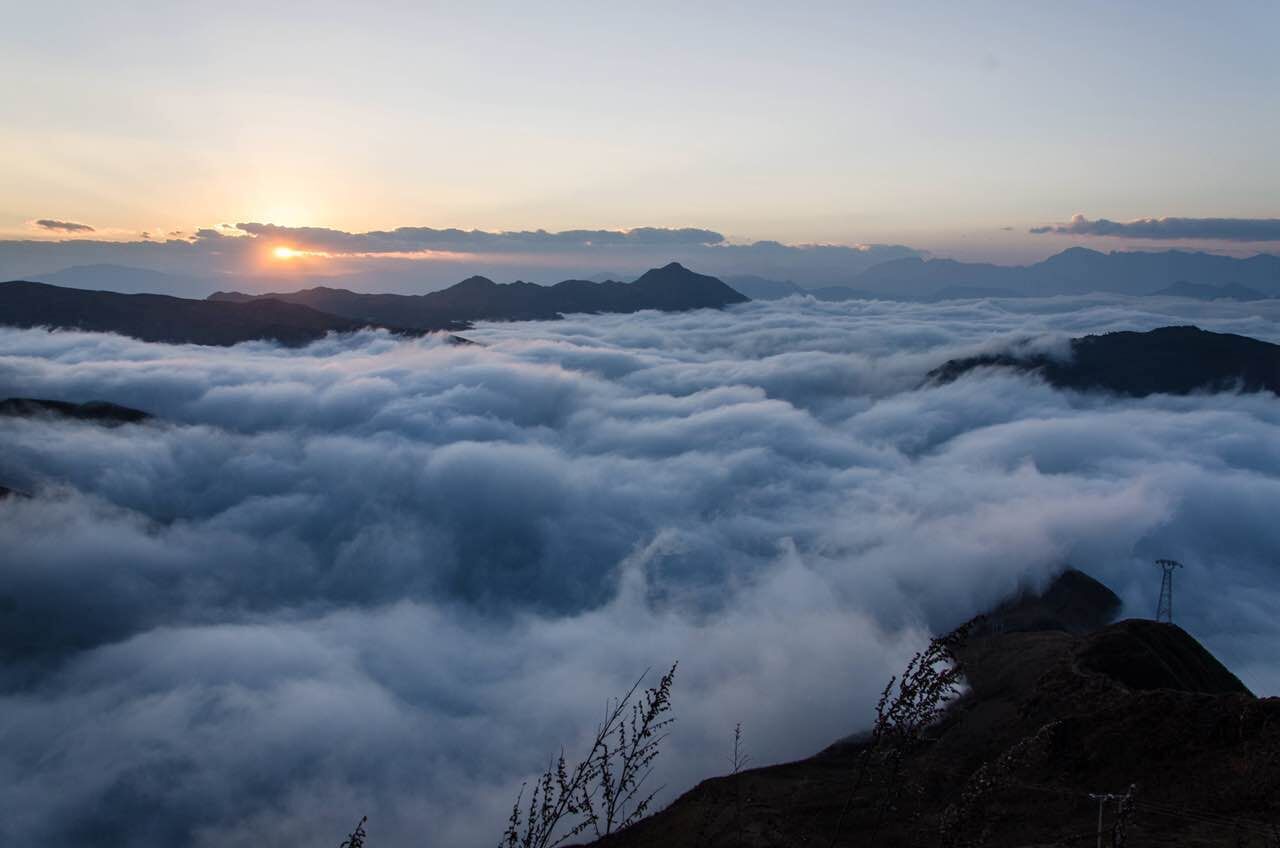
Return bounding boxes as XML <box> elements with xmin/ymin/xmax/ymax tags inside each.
<box><xmin>3</xmin><ymin>1</ymin><xmax>1279</xmax><ymax>262</ymax></box>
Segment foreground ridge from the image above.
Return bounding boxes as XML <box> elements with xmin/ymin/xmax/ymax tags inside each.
<box><xmin>585</xmin><ymin>569</ymin><xmax>1277</xmax><ymax>847</ymax></box>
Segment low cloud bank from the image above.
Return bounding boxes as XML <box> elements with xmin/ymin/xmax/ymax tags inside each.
<box><xmin>0</xmin><ymin>225</ymin><xmax>921</xmax><ymax>294</ymax></box>
<box><xmin>1</xmin><ymin>294</ymin><xmax>1279</xmax><ymax>845</ymax></box>
<box><xmin>1032</xmin><ymin>213</ymin><xmax>1280</xmax><ymax>242</ymax></box>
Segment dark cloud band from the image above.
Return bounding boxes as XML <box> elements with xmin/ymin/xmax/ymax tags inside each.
<box><xmin>231</xmin><ymin>223</ymin><xmax>728</xmax><ymax>253</ymax></box>
<box><xmin>34</xmin><ymin>219</ymin><xmax>95</xmax><ymax>233</ymax></box>
<box><xmin>1031</xmin><ymin>214</ymin><xmax>1280</xmax><ymax>242</ymax></box>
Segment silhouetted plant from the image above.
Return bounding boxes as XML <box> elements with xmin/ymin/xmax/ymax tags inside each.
<box><xmin>500</xmin><ymin>663</ymin><xmax>678</xmax><ymax>848</ymax></box>
<box><xmin>338</xmin><ymin>816</ymin><xmax>367</xmax><ymax>848</ymax></box>
<box><xmin>828</xmin><ymin>623</ymin><xmax>972</xmax><ymax>847</ymax></box>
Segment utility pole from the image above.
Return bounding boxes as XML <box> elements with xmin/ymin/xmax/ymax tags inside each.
<box><xmin>1154</xmin><ymin>559</ymin><xmax>1182</xmax><ymax>623</ymax></box>
<box><xmin>1089</xmin><ymin>793</ymin><xmax>1107</xmax><ymax>848</ymax></box>
<box><xmin>1089</xmin><ymin>786</ymin><xmax>1135</xmax><ymax>848</ymax></box>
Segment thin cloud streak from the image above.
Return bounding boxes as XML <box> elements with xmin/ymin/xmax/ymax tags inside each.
<box><xmin>1032</xmin><ymin>213</ymin><xmax>1280</xmax><ymax>242</ymax></box>
<box><xmin>34</xmin><ymin>219</ymin><xmax>95</xmax><ymax>233</ymax></box>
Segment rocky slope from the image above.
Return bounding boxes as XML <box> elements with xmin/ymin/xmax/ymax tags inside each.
<box><xmin>588</xmin><ymin>570</ymin><xmax>1278</xmax><ymax>847</ymax></box>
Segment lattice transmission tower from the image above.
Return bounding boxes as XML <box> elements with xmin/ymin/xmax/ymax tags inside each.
<box><xmin>1154</xmin><ymin>559</ymin><xmax>1182</xmax><ymax>623</ymax></box>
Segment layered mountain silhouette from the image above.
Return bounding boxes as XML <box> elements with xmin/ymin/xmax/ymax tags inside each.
<box><xmin>209</xmin><ymin>262</ymin><xmax>748</xmax><ymax>330</ymax></box>
<box><xmin>930</xmin><ymin>326</ymin><xmax>1280</xmax><ymax>396</ymax></box>
<box><xmin>0</xmin><ymin>280</ymin><xmax>408</xmax><ymax>346</ymax></box>
<box><xmin>37</xmin><ymin>263</ymin><xmax>219</xmax><ymax>298</ymax></box>
<box><xmin>589</xmin><ymin>569</ymin><xmax>1277</xmax><ymax>847</ymax></box>
<box><xmin>810</xmin><ymin>247</ymin><xmax>1280</xmax><ymax>300</ymax></box>
<box><xmin>1</xmin><ymin>263</ymin><xmax>746</xmax><ymax>346</ymax></box>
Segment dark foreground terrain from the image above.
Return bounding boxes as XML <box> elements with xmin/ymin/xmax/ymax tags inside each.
<box><xmin>930</xmin><ymin>326</ymin><xmax>1280</xmax><ymax>397</ymax></box>
<box><xmin>588</xmin><ymin>570</ymin><xmax>1279</xmax><ymax>847</ymax></box>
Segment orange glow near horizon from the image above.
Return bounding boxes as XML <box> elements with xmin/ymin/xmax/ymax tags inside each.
<box><xmin>272</xmin><ymin>245</ymin><xmax>303</xmax><ymax>260</ymax></box>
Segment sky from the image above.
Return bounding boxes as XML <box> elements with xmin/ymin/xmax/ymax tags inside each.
<box><xmin>4</xmin><ymin>294</ymin><xmax>1280</xmax><ymax>845</ymax></box>
<box><xmin>3</xmin><ymin>0</ymin><xmax>1279</xmax><ymax>277</ymax></box>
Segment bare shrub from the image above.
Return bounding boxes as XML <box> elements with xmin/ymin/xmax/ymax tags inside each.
<box><xmin>828</xmin><ymin>623</ymin><xmax>972</xmax><ymax>846</ymax></box>
<box><xmin>500</xmin><ymin>663</ymin><xmax>678</xmax><ymax>848</ymax></box>
<box><xmin>338</xmin><ymin>816</ymin><xmax>368</xmax><ymax>848</ymax></box>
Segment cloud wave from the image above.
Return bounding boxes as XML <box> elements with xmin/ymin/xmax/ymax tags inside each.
<box><xmin>1</xmin><ymin>294</ymin><xmax>1279</xmax><ymax>846</ymax></box>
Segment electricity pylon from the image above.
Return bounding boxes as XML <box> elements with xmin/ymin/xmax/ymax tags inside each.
<box><xmin>1154</xmin><ymin>559</ymin><xmax>1182</xmax><ymax>623</ymax></box>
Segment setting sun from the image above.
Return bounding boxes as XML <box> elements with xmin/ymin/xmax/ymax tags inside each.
<box><xmin>272</xmin><ymin>245</ymin><xmax>301</xmax><ymax>260</ymax></box>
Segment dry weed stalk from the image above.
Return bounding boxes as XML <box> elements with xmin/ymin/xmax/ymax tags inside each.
<box><xmin>500</xmin><ymin>663</ymin><xmax>678</xmax><ymax>848</ymax></box>
<box><xmin>827</xmin><ymin>623</ymin><xmax>971</xmax><ymax>847</ymax></box>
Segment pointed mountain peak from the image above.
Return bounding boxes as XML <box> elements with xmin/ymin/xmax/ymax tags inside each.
<box><xmin>452</xmin><ymin>275</ymin><xmax>497</xmax><ymax>289</ymax></box>
<box><xmin>633</xmin><ymin>262</ymin><xmax>702</xmax><ymax>284</ymax></box>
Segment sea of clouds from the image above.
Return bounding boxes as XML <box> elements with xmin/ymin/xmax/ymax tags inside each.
<box><xmin>1</xmin><ymin>293</ymin><xmax>1279</xmax><ymax>847</ymax></box>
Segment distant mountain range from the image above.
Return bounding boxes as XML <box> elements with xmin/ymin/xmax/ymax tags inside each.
<box><xmin>930</xmin><ymin>326</ymin><xmax>1280</xmax><ymax>396</ymax></box>
<box><xmin>208</xmin><ymin>262</ymin><xmax>747</xmax><ymax>330</ymax></box>
<box><xmin>841</xmin><ymin>247</ymin><xmax>1280</xmax><ymax>299</ymax></box>
<box><xmin>717</xmin><ymin>248</ymin><xmax>1280</xmax><ymax>302</ymax></box>
<box><xmin>36</xmin><ymin>264</ymin><xmax>221</xmax><ymax>298</ymax></box>
<box><xmin>23</xmin><ymin>248</ymin><xmax>1280</xmax><ymax>303</ymax></box>
<box><xmin>1</xmin><ymin>263</ymin><xmax>747</xmax><ymax>346</ymax></box>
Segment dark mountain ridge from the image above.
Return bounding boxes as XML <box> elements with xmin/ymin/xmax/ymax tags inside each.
<box><xmin>930</xmin><ymin>325</ymin><xmax>1280</xmax><ymax>397</ymax></box>
<box><xmin>209</xmin><ymin>262</ymin><xmax>748</xmax><ymax>330</ymax></box>
<box><xmin>0</xmin><ymin>280</ymin><xmax>419</xmax><ymax>346</ymax></box>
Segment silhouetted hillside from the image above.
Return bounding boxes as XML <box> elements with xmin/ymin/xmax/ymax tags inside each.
<box><xmin>589</xmin><ymin>571</ymin><xmax>1277</xmax><ymax>847</ymax></box>
<box><xmin>0</xmin><ymin>397</ymin><xmax>150</xmax><ymax>425</ymax></box>
<box><xmin>972</xmin><ymin>567</ymin><xmax>1121</xmax><ymax>636</ymax></box>
<box><xmin>929</xmin><ymin>325</ymin><xmax>1280</xmax><ymax>396</ymax></box>
<box><xmin>831</xmin><ymin>248</ymin><xmax>1280</xmax><ymax>299</ymax></box>
<box><xmin>37</xmin><ymin>264</ymin><xmax>219</xmax><ymax>297</ymax></box>
<box><xmin>209</xmin><ymin>262</ymin><xmax>748</xmax><ymax>329</ymax></box>
<box><xmin>0</xmin><ymin>280</ymin><xmax>415</xmax><ymax>346</ymax></box>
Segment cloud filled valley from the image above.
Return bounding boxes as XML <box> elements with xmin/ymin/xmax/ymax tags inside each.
<box><xmin>2</xmin><ymin>294</ymin><xmax>1280</xmax><ymax>847</ymax></box>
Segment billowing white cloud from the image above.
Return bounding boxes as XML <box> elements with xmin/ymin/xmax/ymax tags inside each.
<box><xmin>1</xmin><ymin>293</ymin><xmax>1279</xmax><ymax>846</ymax></box>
